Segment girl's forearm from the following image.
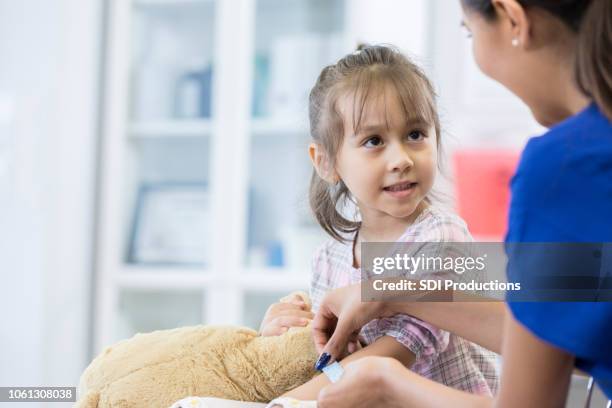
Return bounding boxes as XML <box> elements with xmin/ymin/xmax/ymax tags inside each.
<box><xmin>282</xmin><ymin>336</ymin><xmax>415</xmax><ymax>400</ymax></box>
<box><xmin>386</xmin><ymin>301</ymin><xmax>505</xmax><ymax>353</ymax></box>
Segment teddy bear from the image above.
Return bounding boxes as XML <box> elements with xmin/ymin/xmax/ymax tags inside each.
<box><xmin>76</xmin><ymin>292</ymin><xmax>319</xmax><ymax>408</ymax></box>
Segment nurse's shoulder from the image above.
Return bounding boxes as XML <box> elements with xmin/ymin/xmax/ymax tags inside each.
<box><xmin>512</xmin><ymin>103</ymin><xmax>612</xmax><ymax>203</ymax></box>
<box><xmin>508</xmin><ymin>103</ymin><xmax>612</xmax><ymax>241</ymax></box>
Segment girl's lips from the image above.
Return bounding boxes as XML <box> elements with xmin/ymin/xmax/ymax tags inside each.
<box><xmin>383</xmin><ymin>182</ymin><xmax>417</xmax><ymax>198</ymax></box>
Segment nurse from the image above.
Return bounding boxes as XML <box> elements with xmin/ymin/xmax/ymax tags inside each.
<box><xmin>311</xmin><ymin>0</ymin><xmax>612</xmax><ymax>406</ymax></box>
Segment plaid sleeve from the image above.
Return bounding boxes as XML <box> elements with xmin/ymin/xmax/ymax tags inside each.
<box><xmin>309</xmin><ymin>243</ymin><xmax>329</xmax><ymax>314</ymax></box>
<box><xmin>361</xmin><ymin>314</ymin><xmax>450</xmax><ymax>367</ymax></box>
<box><xmin>414</xmin><ymin>210</ymin><xmax>473</xmax><ymax>242</ymax></box>
<box><xmin>398</xmin><ymin>210</ymin><xmax>479</xmax><ymax>284</ymax></box>
<box><xmin>359</xmin><ymin>209</ymin><xmax>468</xmax><ymax>365</ymax></box>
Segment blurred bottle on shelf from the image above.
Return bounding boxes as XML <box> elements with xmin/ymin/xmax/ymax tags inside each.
<box><xmin>174</xmin><ymin>58</ymin><xmax>213</xmax><ymax>119</ymax></box>
<box><xmin>132</xmin><ymin>24</ymin><xmax>182</xmax><ymax>121</ymax></box>
<box><xmin>279</xmin><ymin>224</ymin><xmax>325</xmax><ymax>271</ymax></box>
<box><xmin>266</xmin><ymin>240</ymin><xmax>285</xmax><ymax>267</ymax></box>
<box><xmin>267</xmin><ymin>33</ymin><xmax>343</xmax><ymax>119</ymax></box>
<box><xmin>133</xmin><ymin>62</ymin><xmax>176</xmax><ymax>120</ymax></box>
<box><xmin>252</xmin><ymin>54</ymin><xmax>270</xmax><ymax>117</ymax></box>
<box><xmin>246</xmin><ymin>246</ymin><xmax>268</xmax><ymax>268</ymax></box>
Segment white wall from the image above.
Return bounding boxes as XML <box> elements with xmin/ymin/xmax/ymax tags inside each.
<box><xmin>0</xmin><ymin>0</ymin><xmax>101</xmax><ymax>396</ymax></box>
<box><xmin>345</xmin><ymin>0</ymin><xmax>427</xmax><ymax>57</ymax></box>
<box><xmin>425</xmin><ymin>0</ymin><xmax>544</xmax><ymax>148</ymax></box>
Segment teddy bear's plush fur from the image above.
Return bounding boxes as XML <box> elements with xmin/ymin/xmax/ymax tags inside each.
<box><xmin>76</xmin><ymin>292</ymin><xmax>318</xmax><ymax>408</ymax></box>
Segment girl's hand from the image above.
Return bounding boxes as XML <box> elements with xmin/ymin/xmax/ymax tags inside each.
<box><xmin>317</xmin><ymin>357</ymin><xmax>404</xmax><ymax>408</ymax></box>
<box><xmin>259</xmin><ymin>293</ymin><xmax>315</xmax><ymax>336</ymax></box>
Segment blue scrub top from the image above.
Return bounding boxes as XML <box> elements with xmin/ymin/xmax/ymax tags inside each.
<box><xmin>505</xmin><ymin>103</ymin><xmax>612</xmax><ymax>398</ymax></box>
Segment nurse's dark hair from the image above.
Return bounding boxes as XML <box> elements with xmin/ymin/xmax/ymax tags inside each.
<box><xmin>308</xmin><ymin>44</ymin><xmax>440</xmax><ymax>242</ymax></box>
<box><xmin>462</xmin><ymin>0</ymin><xmax>612</xmax><ymax>120</ymax></box>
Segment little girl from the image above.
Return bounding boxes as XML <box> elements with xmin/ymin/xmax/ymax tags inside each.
<box><xmin>261</xmin><ymin>45</ymin><xmax>498</xmax><ymax>399</ymax></box>
<box><xmin>289</xmin><ymin>46</ymin><xmax>498</xmax><ymax>398</ymax></box>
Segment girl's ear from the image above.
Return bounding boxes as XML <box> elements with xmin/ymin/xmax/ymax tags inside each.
<box><xmin>309</xmin><ymin>143</ymin><xmax>339</xmax><ymax>184</ymax></box>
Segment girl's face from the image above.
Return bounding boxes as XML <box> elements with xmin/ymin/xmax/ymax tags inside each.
<box><xmin>333</xmin><ymin>84</ymin><xmax>437</xmax><ymax>224</ymax></box>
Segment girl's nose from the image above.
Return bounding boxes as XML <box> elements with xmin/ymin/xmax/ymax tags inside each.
<box><xmin>388</xmin><ymin>147</ymin><xmax>414</xmax><ymax>173</ymax></box>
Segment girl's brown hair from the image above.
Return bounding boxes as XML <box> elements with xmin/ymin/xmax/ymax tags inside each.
<box><xmin>462</xmin><ymin>0</ymin><xmax>612</xmax><ymax>120</ymax></box>
<box><xmin>308</xmin><ymin>45</ymin><xmax>441</xmax><ymax>242</ymax></box>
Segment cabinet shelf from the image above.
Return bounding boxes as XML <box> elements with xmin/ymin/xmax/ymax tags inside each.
<box><xmin>115</xmin><ymin>265</ymin><xmax>309</xmax><ymax>291</ymax></box>
<box><xmin>240</xmin><ymin>269</ymin><xmax>310</xmax><ymax>290</ymax></box>
<box><xmin>117</xmin><ymin>266</ymin><xmax>212</xmax><ymax>289</ymax></box>
<box><xmin>130</xmin><ymin>119</ymin><xmax>213</xmax><ymax>139</ymax></box>
<box><xmin>251</xmin><ymin>117</ymin><xmax>307</xmax><ymax>136</ymax></box>
<box><xmin>128</xmin><ymin>118</ymin><xmax>308</xmax><ymax>139</ymax></box>
<box><xmin>134</xmin><ymin>0</ymin><xmax>213</xmax><ymax>7</ymax></box>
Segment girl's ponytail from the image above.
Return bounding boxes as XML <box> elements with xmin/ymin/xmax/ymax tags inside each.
<box><xmin>575</xmin><ymin>0</ymin><xmax>612</xmax><ymax>120</ymax></box>
<box><xmin>308</xmin><ymin>172</ymin><xmax>359</xmax><ymax>243</ymax></box>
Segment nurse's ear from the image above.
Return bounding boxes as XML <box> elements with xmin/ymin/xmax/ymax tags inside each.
<box><xmin>491</xmin><ymin>0</ymin><xmax>531</xmax><ymax>49</ymax></box>
<box><xmin>309</xmin><ymin>143</ymin><xmax>340</xmax><ymax>184</ymax></box>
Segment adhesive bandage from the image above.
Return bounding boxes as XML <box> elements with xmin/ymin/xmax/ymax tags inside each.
<box><xmin>321</xmin><ymin>361</ymin><xmax>344</xmax><ymax>383</ymax></box>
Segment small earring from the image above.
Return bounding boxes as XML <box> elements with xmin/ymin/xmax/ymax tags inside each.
<box><xmin>511</xmin><ymin>38</ymin><xmax>519</xmax><ymax>47</ymax></box>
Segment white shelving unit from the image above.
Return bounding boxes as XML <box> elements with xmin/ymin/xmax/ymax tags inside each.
<box><xmin>95</xmin><ymin>0</ymin><xmax>359</xmax><ymax>352</ymax></box>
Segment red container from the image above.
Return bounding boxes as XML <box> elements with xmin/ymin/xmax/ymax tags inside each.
<box><xmin>453</xmin><ymin>150</ymin><xmax>520</xmax><ymax>240</ymax></box>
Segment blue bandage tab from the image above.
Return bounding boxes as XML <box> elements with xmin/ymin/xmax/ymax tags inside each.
<box><xmin>322</xmin><ymin>361</ymin><xmax>344</xmax><ymax>383</ymax></box>
<box><xmin>0</xmin><ymin>387</ymin><xmax>76</xmax><ymax>402</ymax></box>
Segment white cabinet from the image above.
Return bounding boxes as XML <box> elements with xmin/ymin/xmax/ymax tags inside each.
<box><xmin>95</xmin><ymin>0</ymin><xmax>360</xmax><ymax>351</ymax></box>
<box><xmin>94</xmin><ymin>0</ymin><xmax>539</xmax><ymax>352</ymax></box>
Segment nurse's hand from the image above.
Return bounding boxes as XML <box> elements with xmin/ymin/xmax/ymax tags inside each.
<box><xmin>317</xmin><ymin>357</ymin><xmax>404</xmax><ymax>408</ymax></box>
<box><xmin>312</xmin><ymin>283</ymin><xmax>394</xmax><ymax>362</ymax></box>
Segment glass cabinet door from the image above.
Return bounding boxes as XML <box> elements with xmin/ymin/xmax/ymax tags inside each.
<box><xmin>99</xmin><ymin>0</ymin><xmax>218</xmax><ymax>347</ymax></box>
<box><xmin>116</xmin><ymin>289</ymin><xmax>205</xmax><ymax>341</ymax></box>
<box><xmin>125</xmin><ymin>0</ymin><xmax>216</xmax><ymax>269</ymax></box>
<box><xmin>244</xmin><ymin>0</ymin><xmax>347</xmax><ymax>274</ymax></box>
<box><xmin>242</xmin><ymin>290</ymin><xmax>289</xmax><ymax>330</ymax></box>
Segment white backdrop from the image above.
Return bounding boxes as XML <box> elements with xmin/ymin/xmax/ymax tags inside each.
<box><xmin>0</xmin><ymin>0</ymin><xmax>102</xmax><ymax>399</ymax></box>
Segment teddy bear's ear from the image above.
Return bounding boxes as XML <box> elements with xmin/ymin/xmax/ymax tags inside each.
<box><xmin>74</xmin><ymin>391</ymin><xmax>99</xmax><ymax>408</ymax></box>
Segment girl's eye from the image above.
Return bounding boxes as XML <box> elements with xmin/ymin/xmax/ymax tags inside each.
<box><xmin>406</xmin><ymin>130</ymin><xmax>425</xmax><ymax>142</ymax></box>
<box><xmin>363</xmin><ymin>136</ymin><xmax>383</xmax><ymax>148</ymax></box>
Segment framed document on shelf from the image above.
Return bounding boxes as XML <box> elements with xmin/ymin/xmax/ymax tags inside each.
<box><xmin>128</xmin><ymin>182</ymin><xmax>210</xmax><ymax>266</ymax></box>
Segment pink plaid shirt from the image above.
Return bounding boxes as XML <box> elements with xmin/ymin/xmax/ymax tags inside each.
<box><xmin>310</xmin><ymin>206</ymin><xmax>499</xmax><ymax>395</ymax></box>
